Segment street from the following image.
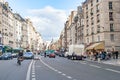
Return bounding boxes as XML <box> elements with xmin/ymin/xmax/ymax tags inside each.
<box><xmin>0</xmin><ymin>56</ymin><xmax>120</xmax><ymax>80</ymax></box>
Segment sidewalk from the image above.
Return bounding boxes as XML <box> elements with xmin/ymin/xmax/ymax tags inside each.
<box><xmin>85</xmin><ymin>57</ymin><xmax>120</xmax><ymax>66</ymax></box>
<box><xmin>101</xmin><ymin>58</ymin><xmax>120</xmax><ymax>66</ymax></box>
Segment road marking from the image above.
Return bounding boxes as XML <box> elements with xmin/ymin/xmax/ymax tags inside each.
<box><xmin>26</xmin><ymin>60</ymin><xmax>34</xmax><ymax>80</ymax></box>
<box><xmin>89</xmin><ymin>64</ymin><xmax>101</xmax><ymax>68</ymax></box>
<box><xmin>58</xmin><ymin>71</ymin><xmax>62</xmax><ymax>74</ymax></box>
<box><xmin>32</xmin><ymin>75</ymin><xmax>35</xmax><ymax>78</ymax></box>
<box><xmin>62</xmin><ymin>73</ymin><xmax>66</xmax><ymax>76</ymax></box>
<box><xmin>67</xmin><ymin>76</ymin><xmax>72</xmax><ymax>79</ymax></box>
<box><xmin>31</xmin><ymin>61</ymin><xmax>36</xmax><ymax>80</ymax></box>
<box><xmin>40</xmin><ymin>57</ymin><xmax>76</xmax><ymax>80</ymax></box>
<box><xmin>80</xmin><ymin>62</ymin><xmax>87</xmax><ymax>64</ymax></box>
<box><xmin>32</xmin><ymin>73</ymin><xmax>35</xmax><ymax>75</ymax></box>
<box><xmin>73</xmin><ymin>79</ymin><xmax>77</xmax><ymax>80</ymax></box>
<box><xmin>105</xmin><ymin>68</ymin><xmax>120</xmax><ymax>74</ymax></box>
<box><xmin>32</xmin><ymin>78</ymin><xmax>36</xmax><ymax>80</ymax></box>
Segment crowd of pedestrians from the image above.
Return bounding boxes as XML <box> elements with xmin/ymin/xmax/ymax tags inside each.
<box><xmin>87</xmin><ymin>50</ymin><xmax>119</xmax><ymax>61</ymax></box>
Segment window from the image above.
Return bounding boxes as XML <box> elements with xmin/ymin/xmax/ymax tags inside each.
<box><xmin>110</xmin><ymin>34</ymin><xmax>114</xmax><ymax>41</ymax></box>
<box><xmin>91</xmin><ymin>27</ymin><xmax>94</xmax><ymax>34</ymax></box>
<box><xmin>97</xmin><ymin>25</ymin><xmax>100</xmax><ymax>33</ymax></box>
<box><xmin>98</xmin><ymin>36</ymin><xmax>100</xmax><ymax>41</ymax></box>
<box><xmin>96</xmin><ymin>0</ymin><xmax>99</xmax><ymax>3</ymax></box>
<box><xmin>86</xmin><ymin>5</ymin><xmax>88</xmax><ymax>10</ymax></box>
<box><xmin>91</xmin><ymin>0</ymin><xmax>93</xmax><ymax>6</ymax></box>
<box><xmin>109</xmin><ymin>2</ymin><xmax>113</xmax><ymax>10</ymax></box>
<box><xmin>86</xmin><ymin>29</ymin><xmax>89</xmax><ymax>35</ymax></box>
<box><xmin>96</xmin><ymin>5</ymin><xmax>99</xmax><ymax>12</ymax></box>
<box><xmin>87</xmin><ymin>38</ymin><xmax>89</xmax><ymax>43</ymax></box>
<box><xmin>91</xmin><ymin>8</ymin><xmax>93</xmax><ymax>16</ymax></box>
<box><xmin>109</xmin><ymin>12</ymin><xmax>113</xmax><ymax>21</ymax></box>
<box><xmin>110</xmin><ymin>23</ymin><xmax>114</xmax><ymax>32</ymax></box>
<box><xmin>91</xmin><ymin>17</ymin><xmax>94</xmax><ymax>25</ymax></box>
<box><xmin>86</xmin><ymin>12</ymin><xmax>88</xmax><ymax>18</ymax></box>
<box><xmin>92</xmin><ymin>35</ymin><xmax>94</xmax><ymax>42</ymax></box>
<box><xmin>97</xmin><ymin>14</ymin><xmax>100</xmax><ymax>22</ymax></box>
<box><xmin>86</xmin><ymin>20</ymin><xmax>89</xmax><ymax>27</ymax></box>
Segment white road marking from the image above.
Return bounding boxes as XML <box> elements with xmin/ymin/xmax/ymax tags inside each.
<box><xmin>62</xmin><ymin>73</ymin><xmax>66</xmax><ymax>76</ymax></box>
<box><xmin>32</xmin><ymin>73</ymin><xmax>35</xmax><ymax>75</ymax></box>
<box><xmin>40</xmin><ymin>57</ymin><xmax>76</xmax><ymax>80</ymax></box>
<box><xmin>80</xmin><ymin>62</ymin><xmax>87</xmax><ymax>64</ymax></box>
<box><xmin>89</xmin><ymin>64</ymin><xmax>101</xmax><ymax>68</ymax></box>
<box><xmin>58</xmin><ymin>71</ymin><xmax>62</xmax><ymax>74</ymax></box>
<box><xmin>32</xmin><ymin>78</ymin><xmax>36</xmax><ymax>80</ymax></box>
<box><xmin>26</xmin><ymin>60</ymin><xmax>34</xmax><ymax>80</ymax></box>
<box><xmin>105</xmin><ymin>68</ymin><xmax>120</xmax><ymax>74</ymax></box>
<box><xmin>73</xmin><ymin>79</ymin><xmax>77</xmax><ymax>80</ymax></box>
<box><xmin>67</xmin><ymin>76</ymin><xmax>72</xmax><ymax>79</ymax></box>
<box><xmin>32</xmin><ymin>75</ymin><xmax>35</xmax><ymax>78</ymax></box>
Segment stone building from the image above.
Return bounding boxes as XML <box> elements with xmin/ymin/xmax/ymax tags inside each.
<box><xmin>82</xmin><ymin>0</ymin><xmax>120</xmax><ymax>51</ymax></box>
<box><xmin>0</xmin><ymin>2</ymin><xmax>14</xmax><ymax>47</ymax></box>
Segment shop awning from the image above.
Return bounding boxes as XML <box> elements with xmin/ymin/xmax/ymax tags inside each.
<box><xmin>86</xmin><ymin>42</ymin><xmax>104</xmax><ymax>50</ymax></box>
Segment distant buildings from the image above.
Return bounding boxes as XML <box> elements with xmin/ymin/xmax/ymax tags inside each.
<box><xmin>59</xmin><ymin>0</ymin><xmax>120</xmax><ymax>52</ymax></box>
<box><xmin>0</xmin><ymin>1</ymin><xmax>44</xmax><ymax>52</ymax></box>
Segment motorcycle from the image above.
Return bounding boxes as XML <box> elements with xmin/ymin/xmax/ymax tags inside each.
<box><xmin>17</xmin><ymin>56</ymin><xmax>23</xmax><ymax>65</ymax></box>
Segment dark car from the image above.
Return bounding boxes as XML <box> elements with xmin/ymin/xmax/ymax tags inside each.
<box><xmin>0</xmin><ymin>53</ymin><xmax>13</xmax><ymax>60</ymax></box>
<box><xmin>23</xmin><ymin>52</ymin><xmax>34</xmax><ymax>59</ymax></box>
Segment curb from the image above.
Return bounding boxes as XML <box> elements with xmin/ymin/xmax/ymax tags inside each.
<box><xmin>84</xmin><ymin>58</ymin><xmax>120</xmax><ymax>67</ymax></box>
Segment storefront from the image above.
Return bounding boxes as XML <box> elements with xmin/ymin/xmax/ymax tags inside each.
<box><xmin>85</xmin><ymin>42</ymin><xmax>105</xmax><ymax>52</ymax></box>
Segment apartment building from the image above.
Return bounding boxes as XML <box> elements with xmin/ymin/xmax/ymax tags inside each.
<box><xmin>0</xmin><ymin>2</ymin><xmax>14</xmax><ymax>47</ymax></box>
<box><xmin>26</xmin><ymin>19</ymin><xmax>37</xmax><ymax>52</ymax></box>
<box><xmin>0</xmin><ymin>1</ymin><xmax>43</xmax><ymax>53</ymax></box>
<box><xmin>14</xmin><ymin>13</ymin><xmax>24</xmax><ymax>48</ymax></box>
<box><xmin>76</xmin><ymin>6</ymin><xmax>84</xmax><ymax>45</ymax></box>
<box><xmin>21</xmin><ymin>19</ymin><xmax>28</xmax><ymax>50</ymax></box>
<box><xmin>36</xmin><ymin>32</ymin><xmax>43</xmax><ymax>51</ymax></box>
<box><xmin>83</xmin><ymin>0</ymin><xmax>120</xmax><ymax>51</ymax></box>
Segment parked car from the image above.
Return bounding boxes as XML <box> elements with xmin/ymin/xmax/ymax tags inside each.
<box><xmin>11</xmin><ymin>53</ymin><xmax>18</xmax><ymax>58</ymax></box>
<box><xmin>49</xmin><ymin>53</ymin><xmax>56</xmax><ymax>58</ymax></box>
<box><xmin>23</xmin><ymin>52</ymin><xmax>34</xmax><ymax>59</ymax></box>
<box><xmin>0</xmin><ymin>52</ymin><xmax>13</xmax><ymax>60</ymax></box>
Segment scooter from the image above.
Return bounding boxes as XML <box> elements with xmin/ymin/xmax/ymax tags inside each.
<box><xmin>17</xmin><ymin>56</ymin><xmax>23</xmax><ymax>65</ymax></box>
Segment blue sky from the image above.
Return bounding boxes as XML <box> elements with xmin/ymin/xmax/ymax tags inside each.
<box><xmin>6</xmin><ymin>0</ymin><xmax>85</xmax><ymax>41</ymax></box>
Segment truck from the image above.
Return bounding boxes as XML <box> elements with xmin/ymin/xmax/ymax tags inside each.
<box><xmin>67</xmin><ymin>44</ymin><xmax>85</xmax><ymax>60</ymax></box>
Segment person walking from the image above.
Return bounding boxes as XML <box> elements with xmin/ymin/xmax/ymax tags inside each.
<box><xmin>115</xmin><ymin>51</ymin><xmax>119</xmax><ymax>59</ymax></box>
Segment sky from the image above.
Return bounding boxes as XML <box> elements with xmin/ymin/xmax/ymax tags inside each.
<box><xmin>5</xmin><ymin>0</ymin><xmax>85</xmax><ymax>41</ymax></box>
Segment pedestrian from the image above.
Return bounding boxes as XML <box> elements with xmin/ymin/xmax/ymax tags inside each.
<box><xmin>115</xmin><ymin>51</ymin><xmax>119</xmax><ymax>59</ymax></box>
<box><xmin>112</xmin><ymin>51</ymin><xmax>116</xmax><ymax>59</ymax></box>
<box><xmin>97</xmin><ymin>51</ymin><xmax>101</xmax><ymax>63</ymax></box>
<box><xmin>44</xmin><ymin>52</ymin><xmax>46</xmax><ymax>57</ymax></box>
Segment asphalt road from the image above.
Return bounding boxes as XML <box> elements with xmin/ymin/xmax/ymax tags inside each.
<box><xmin>34</xmin><ymin>56</ymin><xmax>120</xmax><ymax>80</ymax></box>
<box><xmin>0</xmin><ymin>56</ymin><xmax>120</xmax><ymax>80</ymax></box>
<box><xmin>0</xmin><ymin>58</ymin><xmax>31</xmax><ymax>80</ymax></box>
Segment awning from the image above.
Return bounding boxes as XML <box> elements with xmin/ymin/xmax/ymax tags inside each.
<box><xmin>86</xmin><ymin>42</ymin><xmax>104</xmax><ymax>50</ymax></box>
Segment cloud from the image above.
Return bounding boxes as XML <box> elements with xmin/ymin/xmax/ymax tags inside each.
<box><xmin>26</xmin><ymin>6</ymin><xmax>67</xmax><ymax>41</ymax></box>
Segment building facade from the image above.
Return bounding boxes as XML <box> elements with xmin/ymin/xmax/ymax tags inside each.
<box><xmin>83</xmin><ymin>0</ymin><xmax>120</xmax><ymax>51</ymax></box>
<box><xmin>0</xmin><ymin>2</ymin><xmax>14</xmax><ymax>47</ymax></box>
<box><xmin>0</xmin><ymin>1</ymin><xmax>43</xmax><ymax>53</ymax></box>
